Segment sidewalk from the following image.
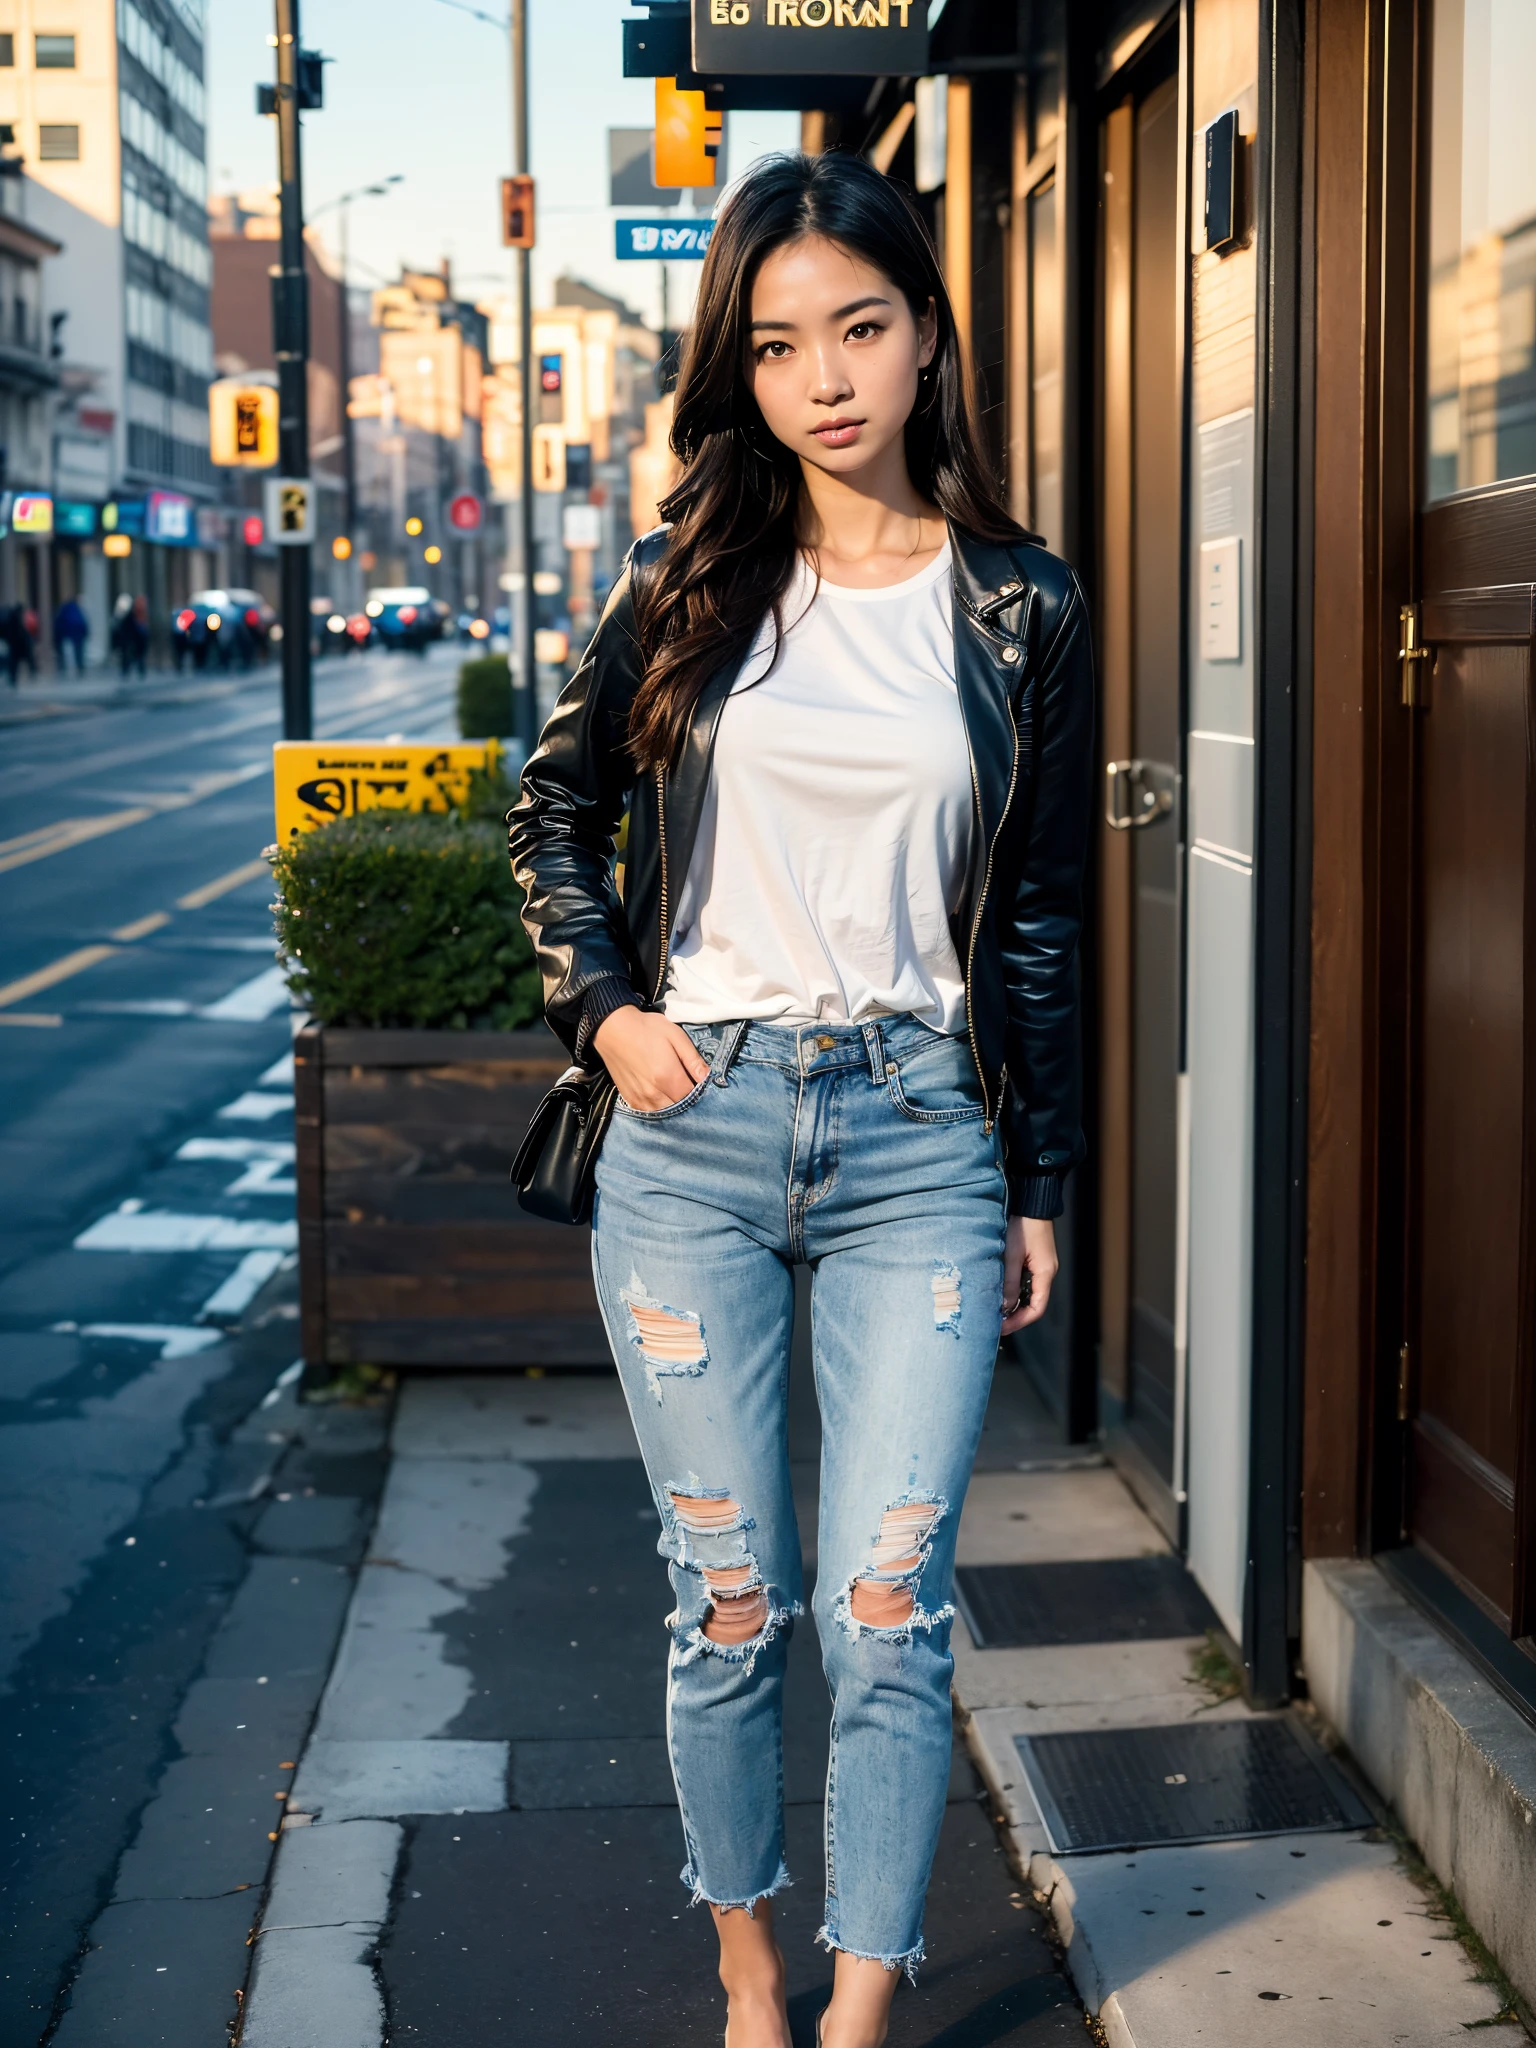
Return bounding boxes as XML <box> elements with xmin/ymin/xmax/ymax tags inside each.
<box><xmin>236</xmin><ymin>1345</ymin><xmax>1523</xmax><ymax>2046</ymax></box>
<box><xmin>242</xmin><ymin>1349</ymin><xmax>1085</xmax><ymax>2046</ymax></box>
<box><xmin>0</xmin><ymin>665</ymin><xmax>262</xmax><ymax>726</ymax></box>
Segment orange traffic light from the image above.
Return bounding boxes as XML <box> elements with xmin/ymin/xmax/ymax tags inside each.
<box><xmin>502</xmin><ymin>173</ymin><xmax>536</xmax><ymax>248</ymax></box>
<box><xmin>654</xmin><ymin>77</ymin><xmax>721</xmax><ymax>188</ymax></box>
<box><xmin>332</xmin><ymin>535</ymin><xmax>353</xmax><ymax>561</ymax></box>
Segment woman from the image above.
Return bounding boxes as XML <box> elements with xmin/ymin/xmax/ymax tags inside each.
<box><xmin>510</xmin><ymin>151</ymin><xmax>1093</xmax><ymax>2048</ymax></box>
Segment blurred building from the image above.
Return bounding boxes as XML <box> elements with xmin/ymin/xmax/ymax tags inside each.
<box><xmin>0</xmin><ymin>0</ymin><xmax>216</xmax><ymax>659</ymax></box>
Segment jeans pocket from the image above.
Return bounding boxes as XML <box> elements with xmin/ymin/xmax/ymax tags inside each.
<box><xmin>614</xmin><ymin>1069</ymin><xmax>713</xmax><ymax>1123</ymax></box>
<box><xmin>886</xmin><ymin>1044</ymin><xmax>986</xmax><ymax>1123</ymax></box>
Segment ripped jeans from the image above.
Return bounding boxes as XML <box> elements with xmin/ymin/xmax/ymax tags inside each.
<box><xmin>591</xmin><ymin>1014</ymin><xmax>1007</xmax><ymax>1977</ymax></box>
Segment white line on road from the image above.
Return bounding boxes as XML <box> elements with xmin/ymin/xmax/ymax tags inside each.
<box><xmin>70</xmin><ymin>1323</ymin><xmax>227</xmax><ymax>1358</ymax></box>
<box><xmin>74</xmin><ymin>1205</ymin><xmax>296</xmax><ymax>1252</ymax></box>
<box><xmin>219</xmin><ymin>1091</ymin><xmax>295</xmax><ymax>1121</ymax></box>
<box><xmin>199</xmin><ymin>965</ymin><xmax>291</xmax><ymax>1022</ymax></box>
<box><xmin>177</xmin><ymin>1137</ymin><xmax>295</xmax><ymax>1163</ymax></box>
<box><xmin>198</xmin><ymin>1249</ymin><xmax>289</xmax><ymax>1321</ymax></box>
<box><xmin>258</xmin><ymin>1051</ymin><xmax>295</xmax><ymax>1085</ymax></box>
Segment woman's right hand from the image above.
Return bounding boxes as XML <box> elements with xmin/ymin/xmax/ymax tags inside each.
<box><xmin>593</xmin><ymin>1006</ymin><xmax>712</xmax><ymax>1111</ymax></box>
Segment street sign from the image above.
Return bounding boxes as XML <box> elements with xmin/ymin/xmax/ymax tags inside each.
<box><xmin>692</xmin><ymin>0</ymin><xmax>927</xmax><ymax>74</ymax></box>
<box><xmin>615</xmin><ymin>217</ymin><xmax>715</xmax><ymax>259</ymax></box>
<box><xmin>264</xmin><ymin>476</ymin><xmax>315</xmax><ymax>546</ymax></box>
<box><xmin>273</xmin><ymin>740</ymin><xmax>502</xmax><ymax>844</ymax></box>
<box><xmin>448</xmin><ymin>492</ymin><xmax>483</xmax><ymax>534</ymax></box>
<box><xmin>12</xmin><ymin>493</ymin><xmax>52</xmax><ymax>535</ymax></box>
<box><xmin>609</xmin><ymin>128</ymin><xmax>680</xmax><ymax>208</ymax></box>
<box><xmin>146</xmin><ymin>490</ymin><xmax>194</xmax><ymax>544</ymax></box>
<box><xmin>210</xmin><ymin>379</ymin><xmax>279</xmax><ymax>467</ymax></box>
<box><xmin>562</xmin><ymin>503</ymin><xmax>602</xmax><ymax>551</ymax></box>
<box><xmin>501</xmin><ymin>173</ymin><xmax>535</xmax><ymax>248</ymax></box>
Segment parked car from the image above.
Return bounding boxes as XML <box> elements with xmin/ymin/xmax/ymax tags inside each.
<box><xmin>363</xmin><ymin>587</ymin><xmax>451</xmax><ymax>654</ymax></box>
<box><xmin>172</xmin><ymin>589</ymin><xmax>274</xmax><ymax>670</ymax></box>
<box><xmin>310</xmin><ymin>595</ymin><xmax>375</xmax><ymax>657</ymax></box>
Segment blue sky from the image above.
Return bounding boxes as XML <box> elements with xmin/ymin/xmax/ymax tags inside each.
<box><xmin>204</xmin><ymin>0</ymin><xmax>799</xmax><ymax>328</ymax></box>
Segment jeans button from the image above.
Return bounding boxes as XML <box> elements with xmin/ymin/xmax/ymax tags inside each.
<box><xmin>816</xmin><ymin>1034</ymin><xmax>836</xmax><ymax>1050</ymax></box>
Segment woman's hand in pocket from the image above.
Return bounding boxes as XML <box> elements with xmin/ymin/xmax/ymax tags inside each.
<box><xmin>593</xmin><ymin>1007</ymin><xmax>712</xmax><ymax>1111</ymax></box>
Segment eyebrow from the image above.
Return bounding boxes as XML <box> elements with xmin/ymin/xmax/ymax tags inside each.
<box><xmin>749</xmin><ymin>294</ymin><xmax>894</xmax><ymax>331</ymax></box>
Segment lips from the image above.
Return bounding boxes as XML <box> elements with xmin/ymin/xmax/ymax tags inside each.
<box><xmin>812</xmin><ymin>417</ymin><xmax>864</xmax><ymax>447</ymax></box>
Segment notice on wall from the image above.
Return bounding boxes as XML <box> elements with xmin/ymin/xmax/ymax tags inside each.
<box><xmin>272</xmin><ymin>741</ymin><xmax>501</xmax><ymax>845</ymax></box>
<box><xmin>1200</xmin><ymin>537</ymin><xmax>1242</xmax><ymax>662</ymax></box>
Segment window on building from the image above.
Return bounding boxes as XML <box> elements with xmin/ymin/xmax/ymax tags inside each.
<box><xmin>39</xmin><ymin>124</ymin><xmax>80</xmax><ymax>160</ymax></box>
<box><xmin>0</xmin><ymin>35</ymin><xmax>14</xmax><ymax>65</ymax></box>
<box><xmin>35</xmin><ymin>34</ymin><xmax>76</xmax><ymax>68</ymax></box>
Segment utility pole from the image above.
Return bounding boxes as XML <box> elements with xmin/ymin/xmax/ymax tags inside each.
<box><xmin>272</xmin><ymin>0</ymin><xmax>312</xmax><ymax>740</ymax></box>
<box><xmin>338</xmin><ymin>197</ymin><xmax>356</xmax><ymax>545</ymax></box>
<box><xmin>511</xmin><ymin>0</ymin><xmax>537</xmax><ymax>760</ymax></box>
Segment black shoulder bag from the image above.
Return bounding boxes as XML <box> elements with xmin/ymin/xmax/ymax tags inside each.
<box><xmin>510</xmin><ymin>1062</ymin><xmax>617</xmax><ymax>1225</ymax></box>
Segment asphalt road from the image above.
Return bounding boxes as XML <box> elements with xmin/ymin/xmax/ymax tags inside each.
<box><xmin>0</xmin><ymin>647</ymin><xmax>461</xmax><ymax>2041</ymax></box>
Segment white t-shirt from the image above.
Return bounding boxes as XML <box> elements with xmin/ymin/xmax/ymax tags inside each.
<box><xmin>663</xmin><ymin>543</ymin><xmax>974</xmax><ymax>1034</ymax></box>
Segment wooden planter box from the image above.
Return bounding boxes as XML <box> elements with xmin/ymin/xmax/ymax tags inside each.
<box><xmin>294</xmin><ymin>1023</ymin><xmax>609</xmax><ymax>1371</ymax></box>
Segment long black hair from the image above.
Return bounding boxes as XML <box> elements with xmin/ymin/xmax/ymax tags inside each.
<box><xmin>629</xmin><ymin>150</ymin><xmax>1024</xmax><ymax>767</ymax></box>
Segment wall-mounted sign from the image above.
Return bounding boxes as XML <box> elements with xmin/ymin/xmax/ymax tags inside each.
<box><xmin>102</xmin><ymin>498</ymin><xmax>147</xmax><ymax>537</ymax></box>
<box><xmin>692</xmin><ymin>0</ymin><xmax>926</xmax><ymax>76</ymax></box>
<box><xmin>615</xmin><ymin>217</ymin><xmax>715</xmax><ymax>260</ymax></box>
<box><xmin>146</xmin><ymin>490</ymin><xmax>194</xmax><ymax>544</ymax></box>
<box><xmin>54</xmin><ymin>500</ymin><xmax>98</xmax><ymax>537</ymax></box>
<box><xmin>12</xmin><ymin>493</ymin><xmax>53</xmax><ymax>536</ymax></box>
<box><xmin>562</xmin><ymin>503</ymin><xmax>602</xmax><ymax>551</ymax></box>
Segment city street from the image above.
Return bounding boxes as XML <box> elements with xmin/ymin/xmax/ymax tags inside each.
<box><xmin>0</xmin><ymin>649</ymin><xmax>459</xmax><ymax>2039</ymax></box>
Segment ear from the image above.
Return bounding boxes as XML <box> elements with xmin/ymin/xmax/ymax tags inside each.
<box><xmin>916</xmin><ymin>296</ymin><xmax>939</xmax><ymax>369</ymax></box>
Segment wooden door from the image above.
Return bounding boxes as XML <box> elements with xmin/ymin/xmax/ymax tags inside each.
<box><xmin>1407</xmin><ymin>499</ymin><xmax>1536</xmax><ymax>1632</ymax></box>
<box><xmin>1404</xmin><ymin>0</ymin><xmax>1536</xmax><ymax>1636</ymax></box>
<box><xmin>1098</xmin><ymin>40</ymin><xmax>1185</xmax><ymax>1526</ymax></box>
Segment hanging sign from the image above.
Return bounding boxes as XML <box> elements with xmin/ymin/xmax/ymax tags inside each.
<box><xmin>264</xmin><ymin>476</ymin><xmax>315</xmax><ymax>546</ymax></box>
<box><xmin>615</xmin><ymin>217</ymin><xmax>715</xmax><ymax>260</ymax></box>
<box><xmin>692</xmin><ymin>0</ymin><xmax>926</xmax><ymax>76</ymax></box>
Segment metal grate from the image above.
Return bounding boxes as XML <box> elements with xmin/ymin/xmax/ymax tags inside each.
<box><xmin>954</xmin><ymin>1556</ymin><xmax>1219</xmax><ymax>1649</ymax></box>
<box><xmin>1014</xmin><ymin>1718</ymin><xmax>1372</xmax><ymax>1855</ymax></box>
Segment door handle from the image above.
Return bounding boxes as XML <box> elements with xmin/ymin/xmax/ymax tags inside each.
<box><xmin>1105</xmin><ymin>758</ymin><xmax>1176</xmax><ymax>832</ymax></box>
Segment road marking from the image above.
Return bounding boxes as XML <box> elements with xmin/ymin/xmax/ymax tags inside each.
<box><xmin>219</xmin><ymin>1091</ymin><xmax>295</xmax><ymax>1121</ymax></box>
<box><xmin>110</xmin><ymin>911</ymin><xmax>172</xmax><ymax>942</ymax></box>
<box><xmin>177</xmin><ymin>1137</ymin><xmax>295</xmax><ymax>1163</ymax></box>
<box><xmin>198</xmin><ymin>1249</ymin><xmax>288</xmax><ymax>1322</ymax></box>
<box><xmin>74</xmin><ymin>1204</ymin><xmax>297</xmax><ymax>1251</ymax></box>
<box><xmin>74</xmin><ymin>1323</ymin><xmax>226</xmax><ymax>1359</ymax></box>
<box><xmin>258</xmin><ymin>1051</ymin><xmax>295</xmax><ymax>1085</ymax></box>
<box><xmin>0</xmin><ymin>808</ymin><xmax>156</xmax><ymax>873</ymax></box>
<box><xmin>0</xmin><ymin>1011</ymin><xmax>62</xmax><ymax>1027</ymax></box>
<box><xmin>0</xmin><ymin>943</ymin><xmax>118</xmax><ymax>1009</ymax></box>
<box><xmin>199</xmin><ymin>964</ymin><xmax>290</xmax><ymax>1022</ymax></box>
<box><xmin>78</xmin><ymin>1000</ymin><xmax>193</xmax><ymax>1016</ymax></box>
<box><xmin>177</xmin><ymin>858</ymin><xmax>271</xmax><ymax>911</ymax></box>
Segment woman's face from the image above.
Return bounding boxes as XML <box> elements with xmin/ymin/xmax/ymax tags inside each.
<box><xmin>747</xmin><ymin>235</ymin><xmax>937</xmax><ymax>476</ymax></box>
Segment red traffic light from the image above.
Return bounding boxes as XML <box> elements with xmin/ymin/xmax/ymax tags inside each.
<box><xmin>242</xmin><ymin>514</ymin><xmax>264</xmax><ymax>546</ymax></box>
<box><xmin>448</xmin><ymin>492</ymin><xmax>482</xmax><ymax>533</ymax></box>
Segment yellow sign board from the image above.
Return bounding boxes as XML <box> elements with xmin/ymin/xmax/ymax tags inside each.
<box><xmin>273</xmin><ymin>741</ymin><xmax>501</xmax><ymax>844</ymax></box>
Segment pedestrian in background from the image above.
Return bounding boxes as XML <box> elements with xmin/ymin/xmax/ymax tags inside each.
<box><xmin>111</xmin><ymin>593</ymin><xmax>148</xmax><ymax>678</ymax></box>
<box><xmin>511</xmin><ymin>152</ymin><xmax>1093</xmax><ymax>2048</ymax></box>
<box><xmin>54</xmin><ymin>594</ymin><xmax>89</xmax><ymax>672</ymax></box>
<box><xmin>1</xmin><ymin>602</ymin><xmax>35</xmax><ymax>685</ymax></box>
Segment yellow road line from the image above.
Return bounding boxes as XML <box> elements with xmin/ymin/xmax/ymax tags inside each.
<box><xmin>0</xmin><ymin>944</ymin><xmax>119</xmax><ymax>1009</ymax></box>
<box><xmin>110</xmin><ymin>911</ymin><xmax>172</xmax><ymax>942</ymax></box>
<box><xmin>0</xmin><ymin>809</ymin><xmax>156</xmax><ymax>875</ymax></box>
<box><xmin>176</xmin><ymin>858</ymin><xmax>271</xmax><ymax>910</ymax></box>
<box><xmin>0</xmin><ymin>1011</ymin><xmax>63</xmax><ymax>1027</ymax></box>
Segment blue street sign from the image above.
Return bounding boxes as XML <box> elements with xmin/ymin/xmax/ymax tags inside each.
<box><xmin>615</xmin><ymin>217</ymin><xmax>715</xmax><ymax>260</ymax></box>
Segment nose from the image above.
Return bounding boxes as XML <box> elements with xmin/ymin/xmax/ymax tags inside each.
<box><xmin>807</xmin><ymin>341</ymin><xmax>853</xmax><ymax>405</ymax></box>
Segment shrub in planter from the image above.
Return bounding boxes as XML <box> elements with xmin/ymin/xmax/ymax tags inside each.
<box><xmin>457</xmin><ymin>654</ymin><xmax>513</xmax><ymax>738</ymax></box>
<box><xmin>269</xmin><ymin>808</ymin><xmax>542</xmax><ymax>1029</ymax></box>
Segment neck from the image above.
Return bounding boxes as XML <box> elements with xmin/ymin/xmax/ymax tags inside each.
<box><xmin>795</xmin><ymin>434</ymin><xmax>934</xmax><ymax>562</ymax></box>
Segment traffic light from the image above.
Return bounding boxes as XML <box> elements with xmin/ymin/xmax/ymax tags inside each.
<box><xmin>539</xmin><ymin>353</ymin><xmax>564</xmax><ymax>425</ymax></box>
<box><xmin>654</xmin><ymin>76</ymin><xmax>721</xmax><ymax>187</ymax></box>
<box><xmin>501</xmin><ymin>174</ymin><xmax>535</xmax><ymax>248</ymax></box>
<box><xmin>405</xmin><ymin>515</ymin><xmax>423</xmax><ymax>536</ymax></box>
<box><xmin>332</xmin><ymin>535</ymin><xmax>352</xmax><ymax>561</ymax></box>
<box><xmin>210</xmin><ymin>379</ymin><xmax>279</xmax><ymax>467</ymax></box>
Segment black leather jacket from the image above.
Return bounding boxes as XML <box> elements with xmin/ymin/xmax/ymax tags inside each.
<box><xmin>508</xmin><ymin>522</ymin><xmax>1095</xmax><ymax>1218</ymax></box>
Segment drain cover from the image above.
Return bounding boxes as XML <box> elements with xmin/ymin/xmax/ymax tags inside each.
<box><xmin>954</xmin><ymin>1557</ymin><xmax>1218</xmax><ymax>1648</ymax></box>
<box><xmin>1014</xmin><ymin>1718</ymin><xmax>1371</xmax><ymax>1854</ymax></box>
